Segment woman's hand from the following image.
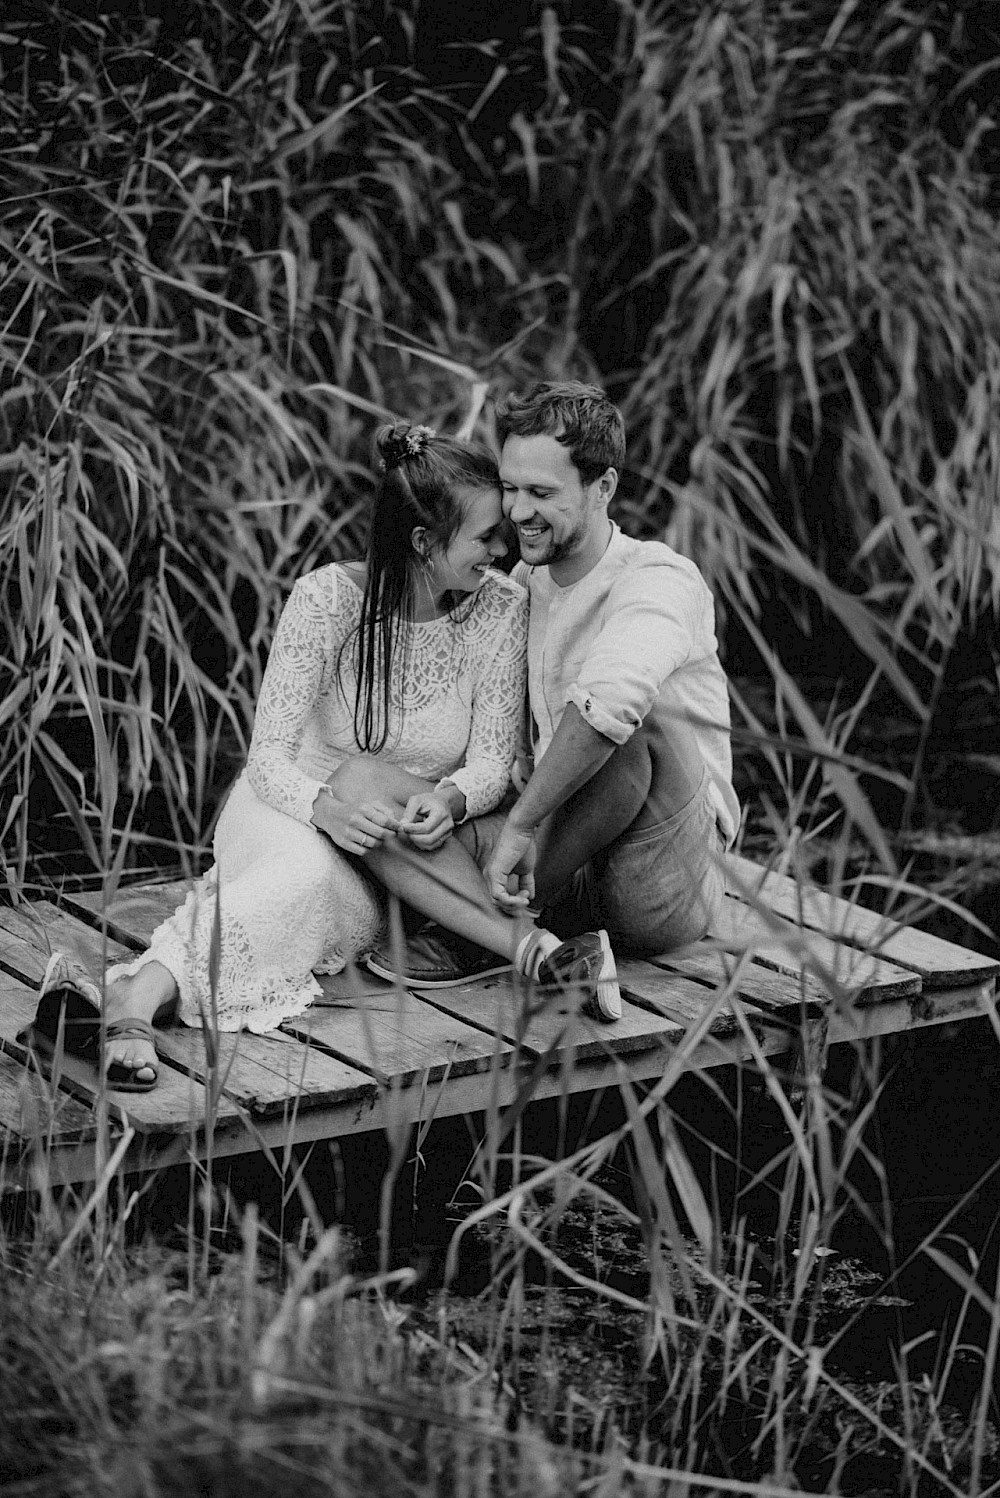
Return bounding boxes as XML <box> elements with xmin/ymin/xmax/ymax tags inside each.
<box><xmin>311</xmin><ymin>786</ymin><xmax>399</xmax><ymax>856</ymax></box>
<box><xmin>397</xmin><ymin>790</ymin><xmax>455</xmax><ymax>850</ymax></box>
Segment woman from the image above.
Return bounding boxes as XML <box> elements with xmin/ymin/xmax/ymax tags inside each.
<box><xmin>27</xmin><ymin>423</ymin><xmax>620</xmax><ymax>1091</ymax></box>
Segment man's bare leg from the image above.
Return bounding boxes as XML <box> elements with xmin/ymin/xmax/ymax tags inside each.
<box><xmin>533</xmin><ymin>712</ymin><xmax>703</xmax><ymax>905</ymax></box>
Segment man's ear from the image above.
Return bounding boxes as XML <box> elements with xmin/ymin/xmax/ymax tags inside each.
<box><xmin>596</xmin><ymin>466</ymin><xmax>618</xmax><ymax>505</ymax></box>
<box><xmin>410</xmin><ymin>525</ymin><xmax>430</xmax><ymax>558</ymax></box>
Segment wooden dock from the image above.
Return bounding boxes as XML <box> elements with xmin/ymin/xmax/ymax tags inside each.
<box><xmin>1</xmin><ymin>855</ymin><xmax>997</xmax><ymax>1187</ymax></box>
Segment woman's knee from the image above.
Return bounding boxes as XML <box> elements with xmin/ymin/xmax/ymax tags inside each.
<box><xmin>326</xmin><ymin>756</ymin><xmax>422</xmax><ymax>807</ymax></box>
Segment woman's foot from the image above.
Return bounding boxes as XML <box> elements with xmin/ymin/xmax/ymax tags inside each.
<box><xmin>366</xmin><ymin>922</ymin><xmax>512</xmax><ymax>986</ymax></box>
<box><xmin>20</xmin><ymin>954</ymin><xmax>179</xmax><ymax>1093</ymax></box>
<box><xmin>103</xmin><ymin>966</ymin><xmax>178</xmax><ymax>1088</ymax></box>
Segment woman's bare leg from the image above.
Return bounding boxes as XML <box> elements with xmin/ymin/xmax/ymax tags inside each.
<box><xmin>365</xmin><ymin>836</ymin><xmax>528</xmax><ymax>957</ymax></box>
<box><xmin>327</xmin><ymin>759</ymin><xmax>527</xmax><ymax>959</ymax></box>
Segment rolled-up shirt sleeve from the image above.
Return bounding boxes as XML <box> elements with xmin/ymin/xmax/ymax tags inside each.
<box><xmin>564</xmin><ymin>558</ymin><xmax>708</xmax><ymax>744</ymax></box>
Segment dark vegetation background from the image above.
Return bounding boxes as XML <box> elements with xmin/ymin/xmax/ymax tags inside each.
<box><xmin>2</xmin><ymin>0</ymin><xmax>999</xmax><ymax>919</ymax></box>
<box><xmin>3</xmin><ymin>7</ymin><xmax>1000</xmax><ymax>1495</ymax></box>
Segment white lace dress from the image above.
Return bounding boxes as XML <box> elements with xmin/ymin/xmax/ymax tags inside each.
<box><xmin>107</xmin><ymin>565</ymin><xmax>528</xmax><ymax>1032</ymax></box>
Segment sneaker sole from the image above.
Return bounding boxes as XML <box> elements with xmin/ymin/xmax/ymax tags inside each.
<box><xmin>588</xmin><ymin>931</ymin><xmax>622</xmax><ymax>1022</ymax></box>
<box><xmin>540</xmin><ymin>931</ymin><xmax>623</xmax><ymax>1022</ymax></box>
<box><xmin>365</xmin><ymin>953</ymin><xmax>513</xmax><ymax>988</ymax></box>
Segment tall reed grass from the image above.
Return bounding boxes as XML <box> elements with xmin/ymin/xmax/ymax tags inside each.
<box><xmin>2</xmin><ymin>2</ymin><xmax>999</xmax><ymax>1494</ymax></box>
<box><xmin>4</xmin><ymin>977</ymin><xmax>999</xmax><ymax>1495</ymax></box>
<box><xmin>2</xmin><ymin>0</ymin><xmax>998</xmax><ymax>888</ymax></box>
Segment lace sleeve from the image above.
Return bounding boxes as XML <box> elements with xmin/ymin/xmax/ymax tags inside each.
<box><xmin>245</xmin><ymin>570</ymin><xmax>343</xmax><ymax>824</ymax></box>
<box><xmin>445</xmin><ymin>575</ymin><xmax>528</xmax><ymax>820</ymax></box>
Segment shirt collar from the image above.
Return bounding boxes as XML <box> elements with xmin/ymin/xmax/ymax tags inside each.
<box><xmin>548</xmin><ymin>519</ymin><xmax>620</xmax><ymax>592</ymax></box>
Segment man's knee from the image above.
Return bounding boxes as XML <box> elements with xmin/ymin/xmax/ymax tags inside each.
<box><xmin>609</xmin><ymin>716</ymin><xmax>703</xmax><ymax>830</ymax></box>
<box><xmin>558</xmin><ymin>731</ymin><xmax>653</xmax><ymax>837</ymax></box>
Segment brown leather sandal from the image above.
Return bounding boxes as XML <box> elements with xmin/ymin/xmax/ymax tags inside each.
<box><xmin>17</xmin><ymin>956</ymin><xmax>160</xmax><ymax>1093</ymax></box>
<box><xmin>104</xmin><ymin>1017</ymin><xmax>159</xmax><ymax>1092</ymax></box>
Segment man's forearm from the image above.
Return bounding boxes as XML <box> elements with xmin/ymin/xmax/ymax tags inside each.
<box><xmin>506</xmin><ymin>705</ymin><xmax>617</xmax><ymax>832</ymax></box>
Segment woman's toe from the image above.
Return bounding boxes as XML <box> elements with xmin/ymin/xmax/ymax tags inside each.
<box><xmin>106</xmin><ymin>1040</ymin><xmax>157</xmax><ymax>1079</ymax></box>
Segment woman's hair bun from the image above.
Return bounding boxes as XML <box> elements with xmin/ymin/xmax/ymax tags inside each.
<box><xmin>376</xmin><ymin>423</ymin><xmax>437</xmax><ymax>472</ymax></box>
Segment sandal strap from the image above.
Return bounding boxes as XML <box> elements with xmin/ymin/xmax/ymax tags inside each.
<box><xmin>105</xmin><ymin>1017</ymin><xmax>156</xmax><ymax>1044</ymax></box>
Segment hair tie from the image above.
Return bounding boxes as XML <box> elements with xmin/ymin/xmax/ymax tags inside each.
<box><xmin>380</xmin><ymin>424</ymin><xmax>437</xmax><ymax>472</ymax></box>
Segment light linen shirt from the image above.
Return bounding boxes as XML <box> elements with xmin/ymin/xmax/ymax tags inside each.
<box><xmin>513</xmin><ymin>524</ymin><xmax>740</xmax><ymax>846</ymax></box>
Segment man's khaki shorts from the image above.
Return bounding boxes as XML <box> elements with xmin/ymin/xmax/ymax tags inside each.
<box><xmin>591</xmin><ymin>767</ymin><xmax>726</xmax><ymax>956</ymax></box>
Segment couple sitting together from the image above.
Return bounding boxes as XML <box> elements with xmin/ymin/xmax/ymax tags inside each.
<box><xmin>28</xmin><ymin>382</ymin><xmax>740</xmax><ymax>1091</ymax></box>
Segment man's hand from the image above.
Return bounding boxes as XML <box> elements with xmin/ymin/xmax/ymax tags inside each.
<box><xmin>398</xmin><ymin>790</ymin><xmax>454</xmax><ymax>851</ymax></box>
<box><xmin>486</xmin><ymin>822</ymin><xmax>537</xmax><ymax>910</ymax></box>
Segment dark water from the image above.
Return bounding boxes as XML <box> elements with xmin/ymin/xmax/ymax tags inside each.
<box><xmin>396</xmin><ymin>1018</ymin><xmax>1000</xmax><ymax>1491</ymax></box>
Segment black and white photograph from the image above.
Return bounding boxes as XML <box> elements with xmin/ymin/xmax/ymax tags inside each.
<box><xmin>1</xmin><ymin>2</ymin><xmax>999</xmax><ymax>1493</ymax></box>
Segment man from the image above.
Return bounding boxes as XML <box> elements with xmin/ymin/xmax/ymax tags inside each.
<box><xmin>485</xmin><ymin>380</ymin><xmax>739</xmax><ymax>955</ymax></box>
<box><xmin>363</xmin><ymin>382</ymin><xmax>738</xmax><ymax>1017</ymax></box>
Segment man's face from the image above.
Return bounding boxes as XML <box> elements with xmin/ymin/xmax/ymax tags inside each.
<box><xmin>499</xmin><ymin>434</ymin><xmax>612</xmax><ymax>582</ymax></box>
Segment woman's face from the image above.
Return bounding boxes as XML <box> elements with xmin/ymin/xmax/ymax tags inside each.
<box><xmin>428</xmin><ymin>485</ymin><xmax>508</xmax><ymax>595</ymax></box>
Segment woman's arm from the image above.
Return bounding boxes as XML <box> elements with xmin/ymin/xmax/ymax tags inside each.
<box><xmin>441</xmin><ymin>578</ymin><xmax>528</xmax><ymax>821</ymax></box>
<box><xmin>245</xmin><ymin>569</ymin><xmax>342</xmax><ymax>823</ymax></box>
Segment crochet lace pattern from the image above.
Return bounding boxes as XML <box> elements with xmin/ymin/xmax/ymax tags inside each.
<box><xmin>107</xmin><ymin>567</ymin><xmax>527</xmax><ymax>1032</ymax></box>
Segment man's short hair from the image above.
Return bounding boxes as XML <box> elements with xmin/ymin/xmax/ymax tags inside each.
<box><xmin>495</xmin><ymin>381</ymin><xmax>626</xmax><ymax>484</ymax></box>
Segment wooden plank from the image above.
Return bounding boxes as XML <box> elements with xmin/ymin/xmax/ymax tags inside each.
<box><xmin>706</xmin><ymin>896</ymin><xmax>922</xmax><ymax>1006</ymax></box>
<box><xmin>248</xmin><ymin>1014</ymin><xmax>801</xmax><ymax>1152</ymax></box>
<box><xmin>411</xmin><ymin>971</ymin><xmax>693</xmax><ymax>1064</ymax></box>
<box><xmin>315</xmin><ymin>964</ymin><xmax>404</xmax><ymax>1004</ymax></box>
<box><xmin>0</xmin><ymin>919</ymin><xmax>53</xmax><ymax>992</ymax></box>
<box><xmin>616</xmin><ymin>958</ymin><xmax>743</xmax><ymax>1035</ymax></box>
<box><xmin>281</xmin><ymin>984</ymin><xmax>514</xmax><ymax>1087</ymax></box>
<box><xmin>26</xmin><ymin>1018</ymin><xmax>806</xmax><ymax>1187</ymax></box>
<box><xmin>64</xmin><ymin>881</ymin><xmax>191</xmax><ymax>950</ymax></box>
<box><xmin>149</xmin><ymin>1026</ymin><xmax>377</xmax><ymax>1119</ymax></box>
<box><xmin>727</xmin><ymin>853</ymin><xmax>1000</xmax><ymax>991</ymax></box>
<box><xmin>0</xmin><ymin>900</ymin><xmax>135</xmax><ymax>982</ymax></box>
<box><xmin>0</xmin><ymin>972</ymin><xmax>240</xmax><ymax>1136</ymax></box>
<box><xmin>0</xmin><ymin>1049</ymin><xmax>103</xmax><ymax>1150</ymax></box>
<box><xmin>649</xmin><ymin>947</ymin><xmax>829</xmax><ymax>1018</ymax></box>
<box><xmin>827</xmin><ymin>976</ymin><xmax>998</xmax><ymax>1044</ymax></box>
